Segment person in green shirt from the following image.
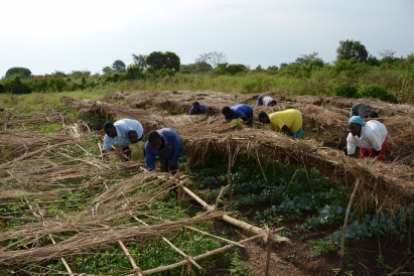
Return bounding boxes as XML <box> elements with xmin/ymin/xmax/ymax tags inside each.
<box><xmin>258</xmin><ymin>109</ymin><xmax>304</xmax><ymax>139</ymax></box>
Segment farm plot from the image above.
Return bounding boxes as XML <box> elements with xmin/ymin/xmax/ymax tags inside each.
<box><xmin>1</xmin><ymin>90</ymin><xmax>414</xmax><ymax>276</ymax></box>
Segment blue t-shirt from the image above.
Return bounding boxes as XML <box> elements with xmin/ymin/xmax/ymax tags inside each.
<box><xmin>144</xmin><ymin>128</ymin><xmax>184</xmax><ymax>171</ymax></box>
<box><xmin>225</xmin><ymin>104</ymin><xmax>253</xmax><ymax>121</ymax></box>
<box><xmin>189</xmin><ymin>103</ymin><xmax>209</xmax><ymax>115</ymax></box>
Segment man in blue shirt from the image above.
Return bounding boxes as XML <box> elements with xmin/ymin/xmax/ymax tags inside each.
<box><xmin>222</xmin><ymin>104</ymin><xmax>254</xmax><ymax>126</ymax></box>
<box><xmin>102</xmin><ymin>119</ymin><xmax>144</xmax><ymax>156</ymax></box>
<box><xmin>188</xmin><ymin>102</ymin><xmax>209</xmax><ymax>116</ymax></box>
<box><xmin>144</xmin><ymin>128</ymin><xmax>184</xmax><ymax>173</ymax></box>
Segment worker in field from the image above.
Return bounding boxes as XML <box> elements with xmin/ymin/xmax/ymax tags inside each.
<box><xmin>0</xmin><ymin>84</ymin><xmax>4</xmax><ymax>112</ymax></box>
<box><xmin>102</xmin><ymin>119</ymin><xmax>144</xmax><ymax>159</ymax></box>
<box><xmin>258</xmin><ymin>109</ymin><xmax>304</xmax><ymax>139</ymax></box>
<box><xmin>188</xmin><ymin>102</ymin><xmax>209</xmax><ymax>116</ymax></box>
<box><xmin>350</xmin><ymin>103</ymin><xmax>378</xmax><ymax>118</ymax></box>
<box><xmin>127</xmin><ymin>130</ymin><xmax>145</xmax><ymax>161</ymax></box>
<box><xmin>347</xmin><ymin>116</ymin><xmax>388</xmax><ymax>161</ymax></box>
<box><xmin>222</xmin><ymin>104</ymin><xmax>253</xmax><ymax>127</ymax></box>
<box><xmin>256</xmin><ymin>94</ymin><xmax>277</xmax><ymax>107</ymax></box>
<box><xmin>144</xmin><ymin>128</ymin><xmax>184</xmax><ymax>173</ymax></box>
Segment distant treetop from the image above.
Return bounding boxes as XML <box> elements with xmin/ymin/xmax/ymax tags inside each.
<box><xmin>336</xmin><ymin>40</ymin><xmax>368</xmax><ymax>63</ymax></box>
<box><xmin>6</xmin><ymin>67</ymin><xmax>31</xmax><ymax>79</ymax></box>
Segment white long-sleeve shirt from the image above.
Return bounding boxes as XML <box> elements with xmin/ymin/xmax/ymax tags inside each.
<box><xmin>103</xmin><ymin>119</ymin><xmax>143</xmax><ymax>151</ymax></box>
<box><xmin>347</xmin><ymin>120</ymin><xmax>388</xmax><ymax>155</ymax></box>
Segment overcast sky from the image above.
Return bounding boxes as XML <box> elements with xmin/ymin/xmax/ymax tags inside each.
<box><xmin>1</xmin><ymin>0</ymin><xmax>413</xmax><ymax>76</ymax></box>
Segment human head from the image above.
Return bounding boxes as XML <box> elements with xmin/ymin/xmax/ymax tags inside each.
<box><xmin>258</xmin><ymin>111</ymin><xmax>270</xmax><ymax>124</ymax></box>
<box><xmin>193</xmin><ymin>102</ymin><xmax>200</xmax><ymax>112</ymax></box>
<box><xmin>269</xmin><ymin>100</ymin><xmax>277</xmax><ymax>107</ymax></box>
<box><xmin>369</xmin><ymin>111</ymin><xmax>379</xmax><ymax>118</ymax></box>
<box><xmin>104</xmin><ymin>122</ymin><xmax>117</xmax><ymax>138</ymax></box>
<box><xmin>222</xmin><ymin>106</ymin><xmax>232</xmax><ymax>118</ymax></box>
<box><xmin>0</xmin><ymin>84</ymin><xmax>4</xmax><ymax>93</ymax></box>
<box><xmin>148</xmin><ymin>130</ymin><xmax>163</xmax><ymax>150</ymax></box>
<box><xmin>348</xmin><ymin>116</ymin><xmax>365</xmax><ymax>137</ymax></box>
<box><xmin>128</xmin><ymin>130</ymin><xmax>138</xmax><ymax>143</ymax></box>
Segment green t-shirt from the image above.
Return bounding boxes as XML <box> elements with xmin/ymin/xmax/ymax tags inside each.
<box><xmin>129</xmin><ymin>141</ymin><xmax>145</xmax><ymax>161</ymax></box>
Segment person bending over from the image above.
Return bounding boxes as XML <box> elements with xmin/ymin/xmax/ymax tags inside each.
<box><xmin>222</xmin><ymin>104</ymin><xmax>253</xmax><ymax>127</ymax></box>
<box><xmin>128</xmin><ymin>130</ymin><xmax>145</xmax><ymax>161</ymax></box>
<box><xmin>350</xmin><ymin>103</ymin><xmax>378</xmax><ymax>118</ymax></box>
<box><xmin>102</xmin><ymin>119</ymin><xmax>144</xmax><ymax>157</ymax></box>
<box><xmin>256</xmin><ymin>94</ymin><xmax>277</xmax><ymax>107</ymax></box>
<box><xmin>144</xmin><ymin>128</ymin><xmax>184</xmax><ymax>173</ymax></box>
<box><xmin>258</xmin><ymin>109</ymin><xmax>304</xmax><ymax>139</ymax></box>
<box><xmin>347</xmin><ymin>116</ymin><xmax>388</xmax><ymax>161</ymax></box>
<box><xmin>189</xmin><ymin>102</ymin><xmax>209</xmax><ymax>116</ymax></box>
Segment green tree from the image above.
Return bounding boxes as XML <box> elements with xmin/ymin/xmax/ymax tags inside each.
<box><xmin>5</xmin><ymin>67</ymin><xmax>32</xmax><ymax>79</ymax></box>
<box><xmin>336</xmin><ymin>40</ymin><xmax>368</xmax><ymax>63</ymax></box>
<box><xmin>181</xmin><ymin>61</ymin><xmax>213</xmax><ymax>73</ymax></box>
<box><xmin>112</xmin><ymin>60</ymin><xmax>126</xmax><ymax>73</ymax></box>
<box><xmin>146</xmin><ymin>51</ymin><xmax>181</xmax><ymax>72</ymax></box>
<box><xmin>102</xmin><ymin>66</ymin><xmax>114</xmax><ymax>75</ymax></box>
<box><xmin>132</xmin><ymin>54</ymin><xmax>148</xmax><ymax>71</ymax></box>
<box><xmin>295</xmin><ymin>52</ymin><xmax>324</xmax><ymax>68</ymax></box>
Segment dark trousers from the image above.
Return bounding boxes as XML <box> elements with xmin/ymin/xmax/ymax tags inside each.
<box><xmin>244</xmin><ymin>111</ymin><xmax>253</xmax><ymax>127</ymax></box>
<box><xmin>159</xmin><ymin>156</ymin><xmax>170</xmax><ymax>172</ymax></box>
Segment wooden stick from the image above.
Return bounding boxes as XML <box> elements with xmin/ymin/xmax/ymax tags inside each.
<box><xmin>264</xmin><ymin>228</ymin><xmax>271</xmax><ymax>276</ymax></box>
<box><xmin>162</xmin><ymin>237</ymin><xmax>204</xmax><ymax>272</ymax></box>
<box><xmin>215</xmin><ymin>185</ymin><xmax>229</xmax><ymax>209</ymax></box>
<box><xmin>185</xmin><ymin>225</ymin><xmax>245</xmax><ymax>248</ymax></box>
<box><xmin>118</xmin><ymin>240</ymin><xmax>143</xmax><ymax>276</ymax></box>
<box><xmin>138</xmin><ymin>231</ymin><xmax>274</xmax><ymax>276</ymax></box>
<box><xmin>181</xmin><ymin>186</ymin><xmax>289</xmax><ymax>242</ymax></box>
<box><xmin>49</xmin><ymin>234</ymin><xmax>74</xmax><ymax>276</ymax></box>
<box><xmin>228</xmin><ymin>149</ymin><xmax>233</xmax><ymax>202</ymax></box>
<box><xmin>340</xmin><ymin>179</ymin><xmax>360</xmax><ymax>258</ymax></box>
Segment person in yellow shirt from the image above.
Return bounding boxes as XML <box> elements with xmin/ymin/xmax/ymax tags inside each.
<box><xmin>258</xmin><ymin>109</ymin><xmax>304</xmax><ymax>139</ymax></box>
<box><xmin>128</xmin><ymin>130</ymin><xmax>145</xmax><ymax>161</ymax></box>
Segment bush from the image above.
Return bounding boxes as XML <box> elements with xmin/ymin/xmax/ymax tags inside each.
<box><xmin>213</xmin><ymin>63</ymin><xmax>247</xmax><ymax>76</ymax></box>
<box><xmin>1</xmin><ymin>75</ymin><xmax>32</xmax><ymax>94</ymax></box>
<box><xmin>48</xmin><ymin>77</ymin><xmax>68</xmax><ymax>92</ymax></box>
<box><xmin>333</xmin><ymin>58</ymin><xmax>367</xmax><ymax>76</ymax></box>
<box><xmin>155</xmin><ymin>68</ymin><xmax>175</xmax><ymax>78</ymax></box>
<box><xmin>358</xmin><ymin>84</ymin><xmax>398</xmax><ymax>103</ymax></box>
<box><xmin>279</xmin><ymin>64</ymin><xmax>311</xmax><ymax>78</ymax></box>
<box><xmin>330</xmin><ymin>83</ymin><xmax>358</xmax><ymax>98</ymax></box>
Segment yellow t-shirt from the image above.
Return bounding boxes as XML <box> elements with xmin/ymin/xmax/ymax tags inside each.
<box><xmin>129</xmin><ymin>141</ymin><xmax>145</xmax><ymax>161</ymax></box>
<box><xmin>268</xmin><ymin>109</ymin><xmax>302</xmax><ymax>133</ymax></box>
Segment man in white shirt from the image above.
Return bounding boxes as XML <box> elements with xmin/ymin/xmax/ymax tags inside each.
<box><xmin>347</xmin><ymin>116</ymin><xmax>388</xmax><ymax>161</ymax></box>
<box><xmin>102</xmin><ymin>119</ymin><xmax>144</xmax><ymax>157</ymax></box>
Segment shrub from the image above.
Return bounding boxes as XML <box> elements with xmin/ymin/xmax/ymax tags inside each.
<box><xmin>280</xmin><ymin>64</ymin><xmax>312</xmax><ymax>78</ymax></box>
<box><xmin>330</xmin><ymin>83</ymin><xmax>358</xmax><ymax>98</ymax></box>
<box><xmin>1</xmin><ymin>75</ymin><xmax>32</xmax><ymax>94</ymax></box>
<box><xmin>213</xmin><ymin>63</ymin><xmax>247</xmax><ymax>76</ymax></box>
<box><xmin>48</xmin><ymin>77</ymin><xmax>68</xmax><ymax>92</ymax></box>
<box><xmin>155</xmin><ymin>68</ymin><xmax>175</xmax><ymax>78</ymax></box>
<box><xmin>333</xmin><ymin>58</ymin><xmax>367</xmax><ymax>76</ymax></box>
<box><xmin>358</xmin><ymin>84</ymin><xmax>398</xmax><ymax>103</ymax></box>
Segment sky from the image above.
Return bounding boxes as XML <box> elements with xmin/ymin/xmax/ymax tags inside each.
<box><xmin>1</xmin><ymin>0</ymin><xmax>413</xmax><ymax>76</ymax></box>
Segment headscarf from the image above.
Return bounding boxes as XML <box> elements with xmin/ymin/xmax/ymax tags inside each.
<box><xmin>349</xmin><ymin>116</ymin><xmax>366</xmax><ymax>126</ymax></box>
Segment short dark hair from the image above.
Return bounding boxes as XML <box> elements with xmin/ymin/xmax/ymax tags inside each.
<box><xmin>369</xmin><ymin>111</ymin><xmax>379</xmax><ymax>118</ymax></box>
<box><xmin>222</xmin><ymin>106</ymin><xmax>231</xmax><ymax>114</ymax></box>
<box><xmin>128</xmin><ymin>130</ymin><xmax>137</xmax><ymax>137</ymax></box>
<box><xmin>258</xmin><ymin>111</ymin><xmax>268</xmax><ymax>120</ymax></box>
<box><xmin>103</xmin><ymin>122</ymin><xmax>115</xmax><ymax>132</ymax></box>
<box><xmin>147</xmin><ymin>130</ymin><xmax>162</xmax><ymax>143</ymax></box>
<box><xmin>193</xmin><ymin>102</ymin><xmax>200</xmax><ymax>106</ymax></box>
<box><xmin>269</xmin><ymin>100</ymin><xmax>277</xmax><ymax>106</ymax></box>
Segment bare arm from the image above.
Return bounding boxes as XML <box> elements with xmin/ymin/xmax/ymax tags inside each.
<box><xmin>281</xmin><ymin>125</ymin><xmax>294</xmax><ymax>137</ymax></box>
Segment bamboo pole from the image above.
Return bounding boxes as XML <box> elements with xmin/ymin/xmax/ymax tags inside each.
<box><xmin>181</xmin><ymin>187</ymin><xmax>289</xmax><ymax>242</ymax></box>
<box><xmin>118</xmin><ymin>241</ymin><xmax>143</xmax><ymax>276</ymax></box>
<box><xmin>185</xmin><ymin>226</ymin><xmax>245</xmax><ymax>248</ymax></box>
<box><xmin>49</xmin><ymin>234</ymin><xmax>74</xmax><ymax>276</ymax></box>
<box><xmin>264</xmin><ymin>227</ymin><xmax>271</xmax><ymax>276</ymax></box>
<box><xmin>340</xmin><ymin>179</ymin><xmax>360</xmax><ymax>258</ymax></box>
<box><xmin>215</xmin><ymin>184</ymin><xmax>229</xmax><ymax>209</ymax></box>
